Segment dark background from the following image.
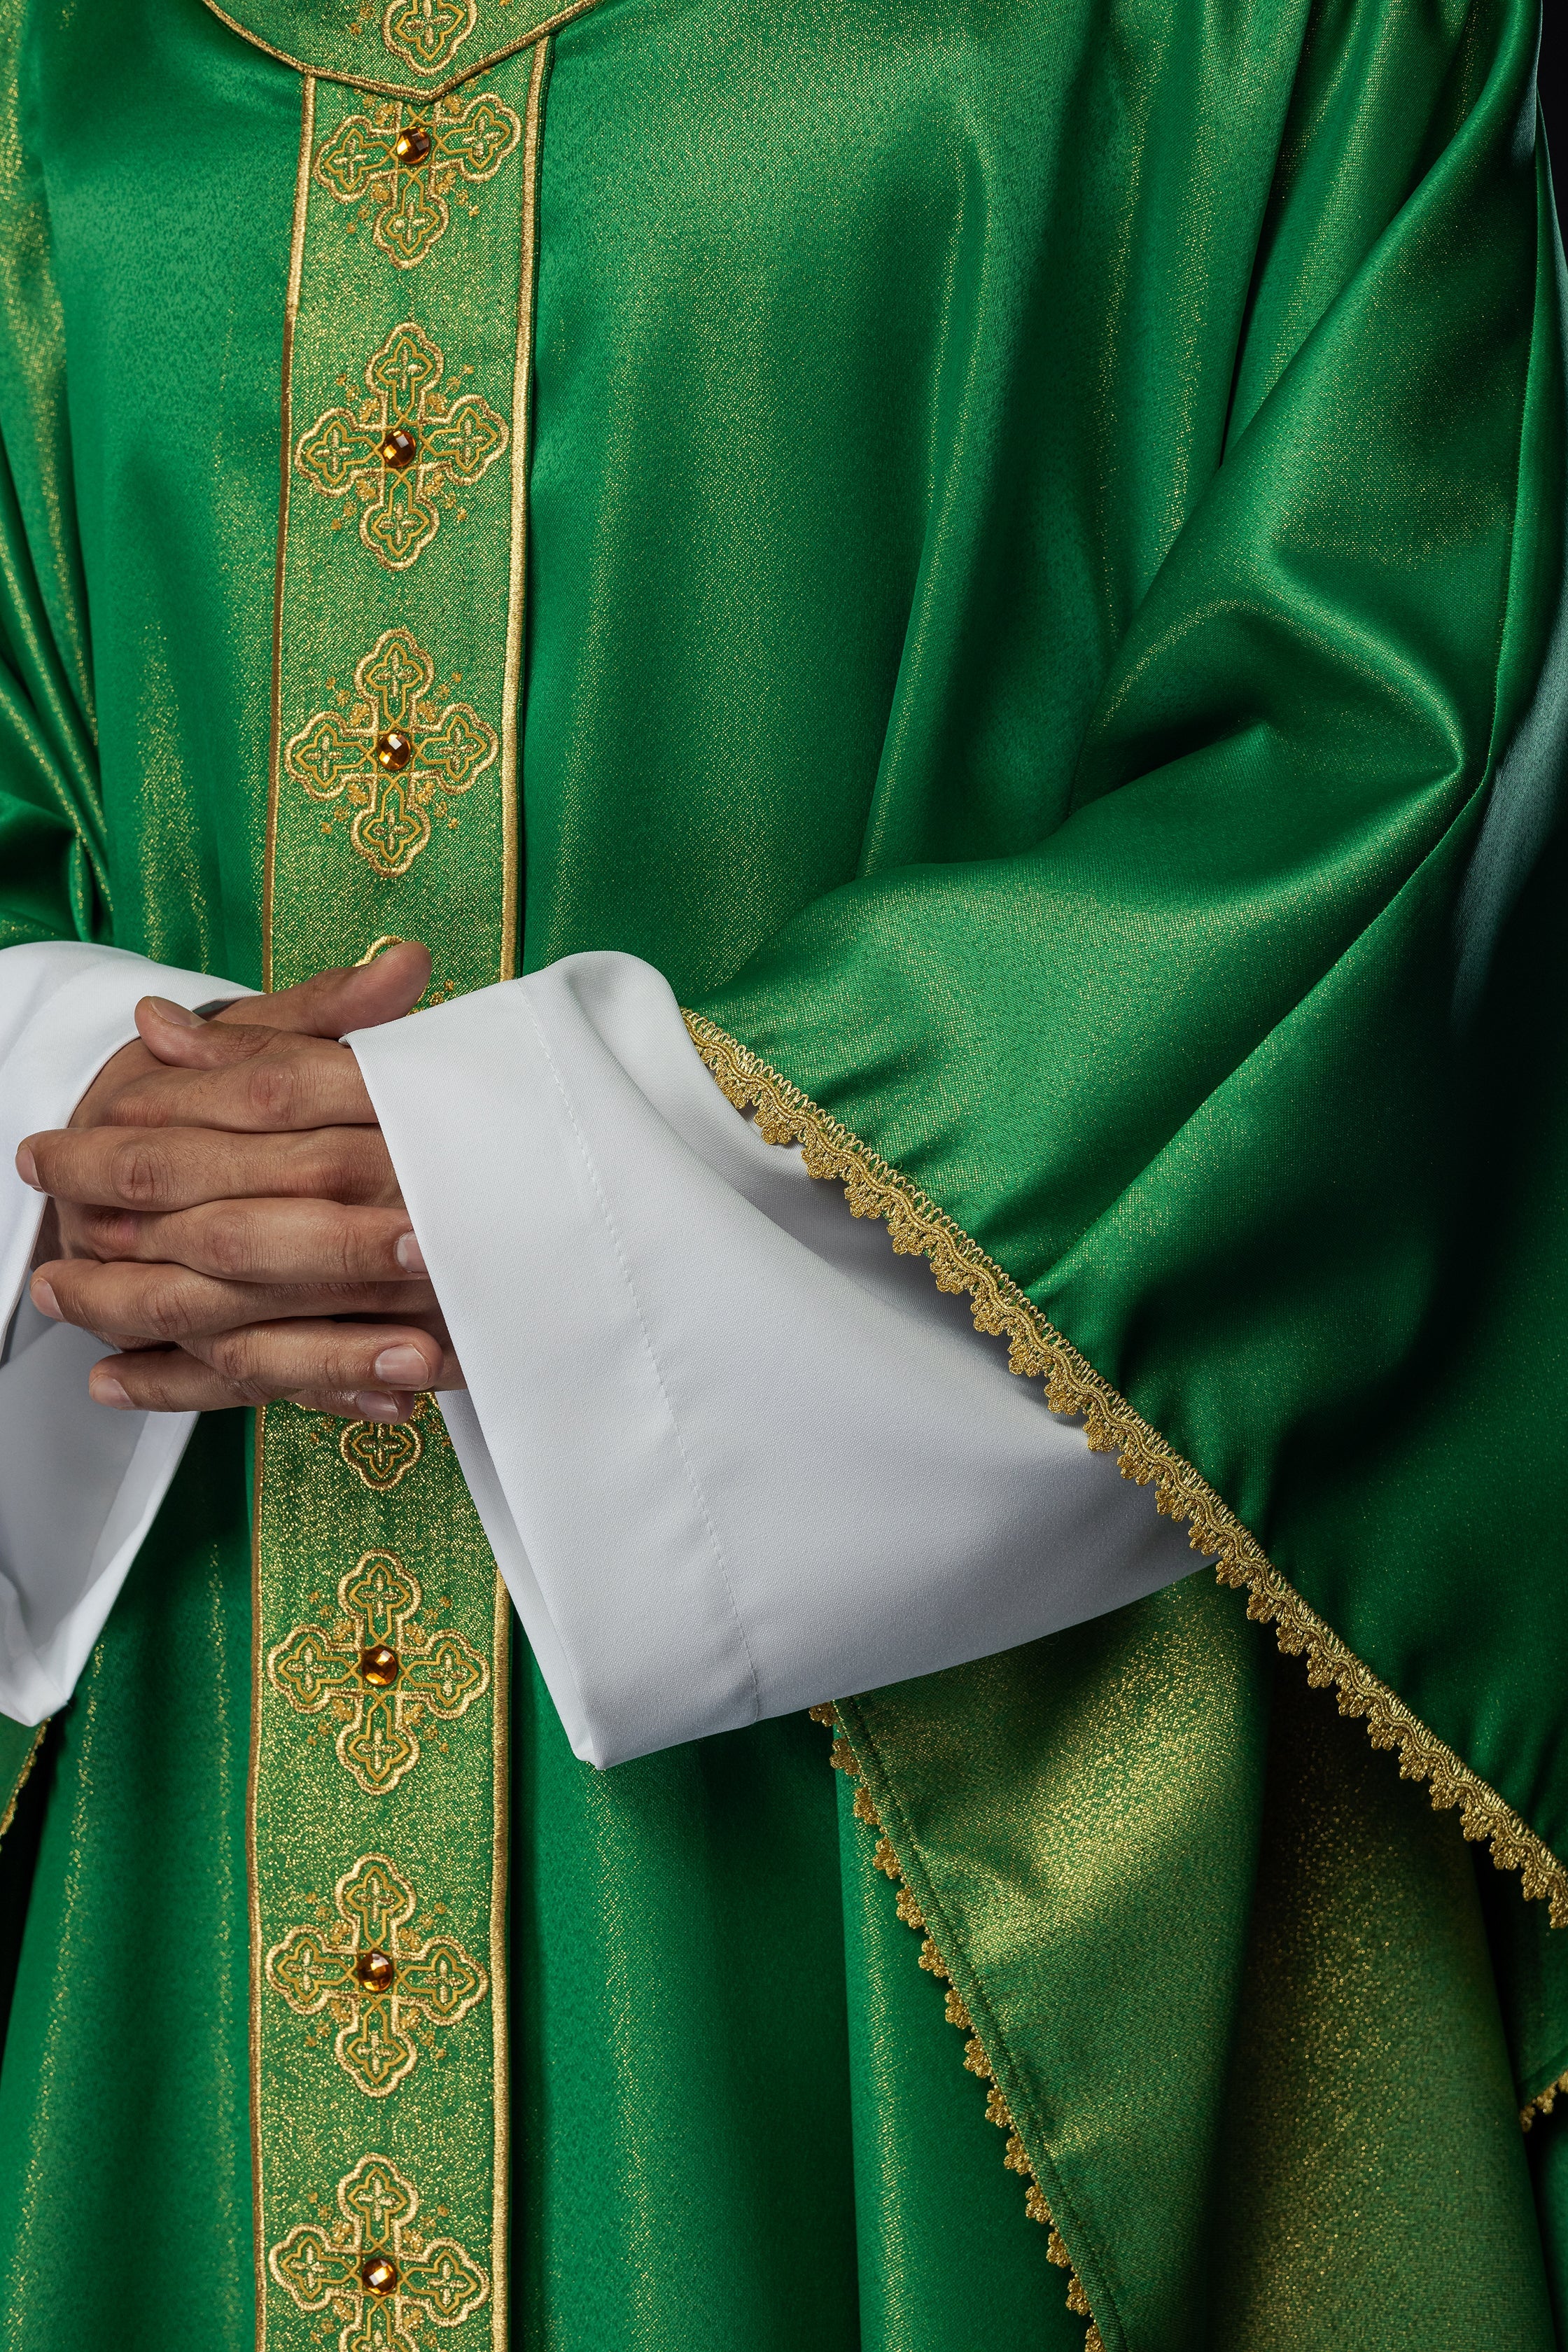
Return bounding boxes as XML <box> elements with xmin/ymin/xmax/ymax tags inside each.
<box><xmin>1546</xmin><ymin>6</ymin><xmax>1564</xmax><ymax>230</ymax></box>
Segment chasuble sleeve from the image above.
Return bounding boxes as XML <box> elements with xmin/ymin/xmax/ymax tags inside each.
<box><xmin>685</xmin><ymin>0</ymin><xmax>1568</xmax><ymax>1843</ymax></box>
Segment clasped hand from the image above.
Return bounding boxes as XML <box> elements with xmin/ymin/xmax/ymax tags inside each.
<box><xmin>15</xmin><ymin>941</ymin><xmax>458</xmax><ymax>1422</ymax></box>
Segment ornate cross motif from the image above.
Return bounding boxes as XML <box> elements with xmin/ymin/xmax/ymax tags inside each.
<box><xmin>266</xmin><ymin>1853</ymin><xmax>487</xmax><ymax>2097</ymax></box>
<box><xmin>340</xmin><ymin>1410</ymin><xmax>424</xmax><ymax>1490</ymax></box>
<box><xmin>270</xmin><ymin>2152</ymin><xmax>489</xmax><ymax>2351</ymax></box>
<box><xmin>382</xmin><ymin>0</ymin><xmax>476</xmax><ymax>74</ymax></box>
<box><xmin>268</xmin><ymin>1550</ymin><xmax>489</xmax><ymax>1795</ymax></box>
<box><xmin>316</xmin><ymin>91</ymin><xmax>521</xmax><ymax>270</ymax></box>
<box><xmin>286</xmin><ymin>626</ymin><xmax>498</xmax><ymax>878</ymax></box>
<box><xmin>297</xmin><ymin>321</ymin><xmax>507</xmax><ymax>571</ymax></box>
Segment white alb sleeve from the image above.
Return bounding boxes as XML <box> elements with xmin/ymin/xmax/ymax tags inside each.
<box><xmin>350</xmin><ymin>951</ymin><xmax>1201</xmax><ymax>1769</ymax></box>
<box><xmin>0</xmin><ymin>941</ymin><xmax>249</xmax><ymax>1724</ymax></box>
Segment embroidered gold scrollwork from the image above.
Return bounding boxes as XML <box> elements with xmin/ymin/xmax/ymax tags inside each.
<box><xmin>382</xmin><ymin>0</ymin><xmax>477</xmax><ymax>74</ymax></box>
<box><xmin>296</xmin><ymin>320</ymin><xmax>508</xmax><ymax>570</ymax></box>
<box><xmin>315</xmin><ymin>91</ymin><xmax>522</xmax><ymax>270</ymax></box>
<box><xmin>268</xmin><ymin>1550</ymin><xmax>491</xmax><ymax>1795</ymax></box>
<box><xmin>270</xmin><ymin>2152</ymin><xmax>490</xmax><ymax>2349</ymax></box>
<box><xmin>286</xmin><ymin>627</ymin><xmax>498</xmax><ymax>878</ymax></box>
<box><xmin>265</xmin><ymin>1852</ymin><xmax>488</xmax><ymax>2098</ymax></box>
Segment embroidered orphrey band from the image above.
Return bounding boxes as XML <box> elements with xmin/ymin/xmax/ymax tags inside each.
<box><xmin>252</xmin><ymin>37</ymin><xmax>549</xmax><ymax>2346</ymax></box>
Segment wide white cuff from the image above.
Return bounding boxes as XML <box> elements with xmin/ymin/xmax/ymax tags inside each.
<box><xmin>352</xmin><ymin>951</ymin><xmax>1199</xmax><ymax>1768</ymax></box>
<box><xmin>0</xmin><ymin>941</ymin><xmax>244</xmax><ymax>1721</ymax></box>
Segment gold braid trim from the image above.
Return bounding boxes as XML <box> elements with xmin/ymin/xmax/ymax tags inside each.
<box><xmin>1521</xmin><ymin>2071</ymin><xmax>1568</xmax><ymax>2132</ymax></box>
<box><xmin>687</xmin><ymin>1013</ymin><xmax>1568</xmax><ymax>1931</ymax></box>
<box><xmin>0</xmin><ymin>1722</ymin><xmax>48</xmax><ymax>1845</ymax></box>
<box><xmin>812</xmin><ymin>1704</ymin><xmax>1105</xmax><ymax>2351</ymax></box>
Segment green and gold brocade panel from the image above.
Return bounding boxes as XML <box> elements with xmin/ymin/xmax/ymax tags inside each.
<box><xmin>252</xmin><ymin>41</ymin><xmax>547</xmax><ymax>2350</ymax></box>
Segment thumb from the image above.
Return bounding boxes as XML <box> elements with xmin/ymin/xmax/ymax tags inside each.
<box><xmin>139</xmin><ymin>941</ymin><xmax>433</xmax><ymax>1060</ymax></box>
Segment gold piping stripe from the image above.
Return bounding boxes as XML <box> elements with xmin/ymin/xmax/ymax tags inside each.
<box><xmin>260</xmin><ymin>69</ymin><xmax>315</xmax><ymax>995</ymax></box>
<box><xmin>813</xmin><ymin>1706</ymin><xmax>1105</xmax><ymax>2351</ymax></box>
<box><xmin>0</xmin><ymin>1723</ymin><xmax>48</xmax><ymax>1846</ymax></box>
<box><xmin>246</xmin><ymin>1406</ymin><xmax>270</xmax><ymax>2348</ymax></box>
<box><xmin>684</xmin><ymin>1011</ymin><xmax>1568</xmax><ymax>1929</ymax></box>
<box><xmin>488</xmin><ymin>1572</ymin><xmax>512</xmax><ymax>2344</ymax></box>
<box><xmin>200</xmin><ymin>0</ymin><xmax>604</xmax><ymax>106</ymax></box>
<box><xmin>498</xmin><ymin>34</ymin><xmax>549</xmax><ymax>980</ymax></box>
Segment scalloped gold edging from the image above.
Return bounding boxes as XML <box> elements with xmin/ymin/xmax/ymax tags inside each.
<box><xmin>684</xmin><ymin>1011</ymin><xmax>1568</xmax><ymax>1932</ymax></box>
<box><xmin>0</xmin><ymin>1723</ymin><xmax>48</xmax><ymax>1846</ymax></box>
<box><xmin>1521</xmin><ymin>2071</ymin><xmax>1568</xmax><ymax>2132</ymax></box>
<box><xmin>812</xmin><ymin>1704</ymin><xmax>1105</xmax><ymax>2351</ymax></box>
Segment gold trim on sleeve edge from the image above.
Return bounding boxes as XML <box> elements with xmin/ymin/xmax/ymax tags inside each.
<box><xmin>813</xmin><ymin>1703</ymin><xmax>1105</xmax><ymax>2351</ymax></box>
<box><xmin>0</xmin><ymin>1723</ymin><xmax>49</xmax><ymax>1846</ymax></box>
<box><xmin>1522</xmin><ymin>2070</ymin><xmax>1568</xmax><ymax>2132</ymax></box>
<box><xmin>682</xmin><ymin>1010</ymin><xmax>1568</xmax><ymax>1931</ymax></box>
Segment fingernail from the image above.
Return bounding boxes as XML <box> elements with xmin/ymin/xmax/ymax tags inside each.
<box><xmin>146</xmin><ymin>995</ymin><xmax>203</xmax><ymax>1027</ymax></box>
<box><xmin>30</xmin><ymin>1278</ymin><xmax>59</xmax><ymax>1320</ymax></box>
<box><xmin>373</xmin><ymin>1344</ymin><xmax>429</xmax><ymax>1384</ymax></box>
<box><xmin>354</xmin><ymin>1392</ymin><xmax>407</xmax><ymax>1422</ymax></box>
<box><xmin>395</xmin><ymin>1231</ymin><xmax>426</xmax><ymax>1275</ymax></box>
<box><xmin>15</xmin><ymin>1147</ymin><xmax>38</xmax><ymax>1188</ymax></box>
<box><xmin>90</xmin><ymin>1372</ymin><xmax>132</xmax><ymax>1408</ymax></box>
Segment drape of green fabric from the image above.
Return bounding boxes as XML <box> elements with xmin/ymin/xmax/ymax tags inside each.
<box><xmin>0</xmin><ymin>1446</ymin><xmax>1557</xmax><ymax>2347</ymax></box>
<box><xmin>0</xmin><ymin>0</ymin><xmax>1564</xmax><ymax>2338</ymax></box>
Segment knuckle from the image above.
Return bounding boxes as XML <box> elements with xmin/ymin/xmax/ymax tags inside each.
<box><xmin>205</xmin><ymin>1330</ymin><xmax>275</xmax><ymax>1401</ymax></box>
<box><xmin>244</xmin><ymin>1060</ymin><xmax>298</xmax><ymax>1126</ymax></box>
<box><xmin>143</xmin><ymin>1278</ymin><xmax>193</xmax><ymax>1345</ymax></box>
<box><xmin>202</xmin><ymin>1207</ymin><xmax>254</xmax><ymax>1279</ymax></box>
<box><xmin>205</xmin><ymin>1326</ymin><xmax>251</xmax><ymax>1381</ymax></box>
<box><xmin>110</xmin><ymin>1138</ymin><xmax>169</xmax><ymax>1208</ymax></box>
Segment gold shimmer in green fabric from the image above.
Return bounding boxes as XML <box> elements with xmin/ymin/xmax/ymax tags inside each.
<box><xmin>1209</xmin><ymin>1666</ymin><xmax>1554</xmax><ymax>2346</ymax></box>
<box><xmin>834</xmin><ymin>1768</ymin><xmax>1084</xmax><ymax>2352</ymax></box>
<box><xmin>839</xmin><ymin>1575</ymin><xmax>1558</xmax><ymax>2352</ymax></box>
<box><xmin>839</xmin><ymin>1576</ymin><xmax>1268</xmax><ymax>2349</ymax></box>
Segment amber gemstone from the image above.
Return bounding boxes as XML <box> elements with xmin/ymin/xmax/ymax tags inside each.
<box><xmin>360</xmin><ymin>2253</ymin><xmax>400</xmax><ymax>2296</ymax></box>
<box><xmin>354</xmin><ymin>1947</ymin><xmax>397</xmax><ymax>1994</ymax></box>
<box><xmin>379</xmin><ymin>426</ymin><xmax>418</xmax><ymax>471</ymax></box>
<box><xmin>393</xmin><ymin>124</ymin><xmax>432</xmax><ymax>164</ymax></box>
<box><xmin>374</xmin><ymin>729</ymin><xmax>413</xmax><ymax>772</ymax></box>
<box><xmin>360</xmin><ymin>1643</ymin><xmax>401</xmax><ymax>1687</ymax></box>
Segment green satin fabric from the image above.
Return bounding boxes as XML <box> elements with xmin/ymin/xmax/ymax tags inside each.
<box><xmin>838</xmin><ymin>1583</ymin><xmax>1558</xmax><ymax>2348</ymax></box>
<box><xmin>0</xmin><ymin>1443</ymin><xmax>1557</xmax><ymax>2346</ymax></box>
<box><xmin>0</xmin><ymin>0</ymin><xmax>1564</xmax><ymax>2339</ymax></box>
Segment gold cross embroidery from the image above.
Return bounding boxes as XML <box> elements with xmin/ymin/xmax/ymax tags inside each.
<box><xmin>270</xmin><ymin>2152</ymin><xmax>489</xmax><ymax>2352</ymax></box>
<box><xmin>266</xmin><ymin>1854</ymin><xmax>487</xmax><ymax>2098</ymax></box>
<box><xmin>286</xmin><ymin>626</ymin><xmax>498</xmax><ymax>878</ymax></box>
<box><xmin>382</xmin><ymin>0</ymin><xmax>476</xmax><ymax>74</ymax></box>
<box><xmin>316</xmin><ymin>91</ymin><xmax>521</xmax><ymax>270</ymax></box>
<box><xmin>296</xmin><ymin>321</ymin><xmax>508</xmax><ymax>571</ymax></box>
<box><xmin>340</xmin><ymin>1411</ymin><xmax>424</xmax><ymax>1491</ymax></box>
<box><xmin>268</xmin><ymin>1550</ymin><xmax>489</xmax><ymax>1795</ymax></box>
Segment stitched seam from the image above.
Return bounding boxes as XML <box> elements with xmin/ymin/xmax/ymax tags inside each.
<box><xmin>523</xmin><ymin>997</ymin><xmax>762</xmax><ymax>1719</ymax></box>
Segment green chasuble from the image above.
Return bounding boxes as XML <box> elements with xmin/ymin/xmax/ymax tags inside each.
<box><xmin>1</xmin><ymin>0</ymin><xmax>1567</xmax><ymax>2339</ymax></box>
